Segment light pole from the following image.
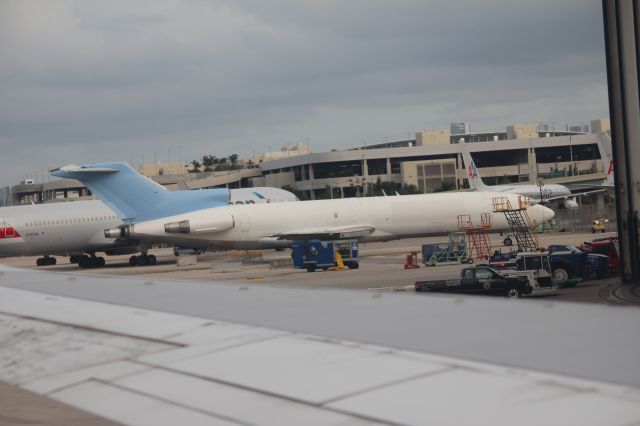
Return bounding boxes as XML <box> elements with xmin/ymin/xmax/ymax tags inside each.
<box><xmin>536</xmin><ymin>177</ymin><xmax>545</xmax><ymax>202</ymax></box>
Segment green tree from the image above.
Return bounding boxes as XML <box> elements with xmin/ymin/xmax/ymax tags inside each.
<box><xmin>229</xmin><ymin>154</ymin><xmax>239</xmax><ymax>170</ymax></box>
<box><xmin>400</xmin><ymin>184</ymin><xmax>421</xmax><ymax>195</ymax></box>
<box><xmin>189</xmin><ymin>160</ymin><xmax>202</xmax><ymax>173</ymax></box>
<box><xmin>367</xmin><ymin>178</ymin><xmax>403</xmax><ymax>196</ymax></box>
<box><xmin>432</xmin><ymin>181</ymin><xmax>456</xmax><ymax>193</ymax></box>
<box><xmin>215</xmin><ymin>157</ymin><xmax>230</xmax><ymax>171</ymax></box>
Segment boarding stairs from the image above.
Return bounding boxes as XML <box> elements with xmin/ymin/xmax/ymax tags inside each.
<box><xmin>492</xmin><ymin>196</ymin><xmax>540</xmax><ymax>251</ymax></box>
<box><xmin>457</xmin><ymin>213</ymin><xmax>492</xmax><ymax>259</ymax></box>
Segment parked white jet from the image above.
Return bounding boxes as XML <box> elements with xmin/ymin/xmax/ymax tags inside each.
<box><xmin>0</xmin><ymin>187</ymin><xmax>297</xmax><ymax>267</ymax></box>
<box><xmin>103</xmin><ymin>192</ymin><xmax>554</xmax><ymax>251</ymax></box>
<box><xmin>51</xmin><ymin>162</ymin><xmax>553</xmax><ymax>254</ymax></box>
<box><xmin>461</xmin><ymin>147</ymin><xmax>580</xmax><ymax>207</ymax></box>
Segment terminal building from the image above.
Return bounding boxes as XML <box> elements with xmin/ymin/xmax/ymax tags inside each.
<box><xmin>0</xmin><ymin>119</ymin><xmax>612</xmax><ymax>206</ymax></box>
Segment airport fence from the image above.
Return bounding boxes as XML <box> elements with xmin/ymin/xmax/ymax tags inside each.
<box><xmin>553</xmin><ymin>204</ymin><xmax>618</xmax><ymax>233</ymax></box>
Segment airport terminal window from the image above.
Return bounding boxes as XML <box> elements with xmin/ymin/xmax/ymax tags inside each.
<box><xmin>535</xmin><ymin>144</ymin><xmax>600</xmax><ymax>164</ymax></box>
<box><xmin>571</xmin><ymin>143</ymin><xmax>600</xmax><ymax>161</ymax></box>
<box><xmin>390</xmin><ymin>154</ymin><xmax>457</xmax><ymax>174</ymax></box>
<box><xmin>473</xmin><ymin>149</ymin><xmax>527</xmax><ymax>167</ymax></box>
<box><xmin>425</xmin><ymin>164</ymin><xmax>441</xmax><ymax>176</ymax></box>
<box><xmin>367</xmin><ymin>158</ymin><xmax>388</xmax><ymax>175</ymax></box>
<box><xmin>313</xmin><ymin>161</ymin><xmax>362</xmax><ymax>179</ymax></box>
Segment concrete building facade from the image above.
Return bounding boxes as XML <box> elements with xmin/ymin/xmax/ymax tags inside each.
<box><xmin>1</xmin><ymin>125</ymin><xmax>613</xmax><ymax>206</ymax></box>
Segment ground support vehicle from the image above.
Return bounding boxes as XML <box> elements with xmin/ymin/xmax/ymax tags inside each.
<box><xmin>422</xmin><ymin>232</ymin><xmax>472</xmax><ymax>266</ymax></box>
<box><xmin>591</xmin><ymin>218</ymin><xmax>609</xmax><ymax>233</ymax></box>
<box><xmin>488</xmin><ymin>249</ymin><xmax>518</xmax><ymax>269</ymax></box>
<box><xmin>547</xmin><ymin>244</ymin><xmax>610</xmax><ymax>282</ymax></box>
<box><xmin>500</xmin><ymin>252</ymin><xmax>557</xmax><ymax>296</ymax></box>
<box><xmin>414</xmin><ymin>266</ymin><xmax>531</xmax><ymax>298</ymax></box>
<box><xmin>584</xmin><ymin>236</ymin><xmax>620</xmax><ymax>270</ymax></box>
<box><xmin>292</xmin><ymin>240</ymin><xmax>358</xmax><ymax>272</ymax></box>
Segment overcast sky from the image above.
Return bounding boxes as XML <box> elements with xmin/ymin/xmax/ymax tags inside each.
<box><xmin>0</xmin><ymin>0</ymin><xmax>608</xmax><ymax>186</ymax></box>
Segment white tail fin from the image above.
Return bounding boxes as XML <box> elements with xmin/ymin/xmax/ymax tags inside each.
<box><xmin>460</xmin><ymin>144</ymin><xmax>490</xmax><ymax>191</ymax></box>
<box><xmin>596</xmin><ymin>133</ymin><xmax>615</xmax><ymax>187</ymax></box>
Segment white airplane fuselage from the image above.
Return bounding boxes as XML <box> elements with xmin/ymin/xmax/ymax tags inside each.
<box><xmin>0</xmin><ymin>188</ymin><xmax>298</xmax><ymax>258</ymax></box>
<box><xmin>123</xmin><ymin>192</ymin><xmax>555</xmax><ymax>250</ymax></box>
<box><xmin>0</xmin><ymin>201</ymin><xmax>124</xmax><ymax>257</ymax></box>
<box><xmin>489</xmin><ymin>183</ymin><xmax>572</xmax><ymax>203</ymax></box>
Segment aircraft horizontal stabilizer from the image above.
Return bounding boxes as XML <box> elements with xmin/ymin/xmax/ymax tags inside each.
<box><xmin>272</xmin><ymin>225</ymin><xmax>375</xmax><ymax>240</ymax></box>
<box><xmin>51</xmin><ymin>164</ymin><xmax>120</xmax><ymax>174</ymax></box>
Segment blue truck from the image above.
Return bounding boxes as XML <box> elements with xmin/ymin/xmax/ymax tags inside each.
<box><xmin>291</xmin><ymin>240</ymin><xmax>359</xmax><ymax>272</ymax></box>
<box><xmin>547</xmin><ymin>244</ymin><xmax>610</xmax><ymax>281</ymax></box>
<box><xmin>488</xmin><ymin>244</ymin><xmax>610</xmax><ymax>284</ymax></box>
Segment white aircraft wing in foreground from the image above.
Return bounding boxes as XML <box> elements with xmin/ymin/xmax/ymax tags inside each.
<box><xmin>0</xmin><ymin>265</ymin><xmax>639</xmax><ymax>425</ymax></box>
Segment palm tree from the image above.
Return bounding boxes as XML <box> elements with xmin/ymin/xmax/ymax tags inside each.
<box><xmin>201</xmin><ymin>155</ymin><xmax>216</xmax><ymax>172</ymax></box>
<box><xmin>229</xmin><ymin>154</ymin><xmax>239</xmax><ymax>170</ymax></box>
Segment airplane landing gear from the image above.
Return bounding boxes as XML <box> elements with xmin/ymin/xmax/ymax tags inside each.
<box><xmin>129</xmin><ymin>254</ymin><xmax>156</xmax><ymax>266</ymax></box>
<box><xmin>36</xmin><ymin>256</ymin><xmax>56</xmax><ymax>266</ymax></box>
<box><xmin>77</xmin><ymin>254</ymin><xmax>106</xmax><ymax>268</ymax></box>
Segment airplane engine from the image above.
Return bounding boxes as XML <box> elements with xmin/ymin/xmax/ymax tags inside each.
<box><xmin>104</xmin><ymin>226</ymin><xmax>129</xmax><ymax>239</ymax></box>
<box><xmin>564</xmin><ymin>199</ymin><xmax>579</xmax><ymax>209</ymax></box>
<box><xmin>164</xmin><ymin>215</ymin><xmax>234</xmax><ymax>234</ymax></box>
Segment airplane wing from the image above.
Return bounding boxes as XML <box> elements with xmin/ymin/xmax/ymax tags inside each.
<box><xmin>0</xmin><ymin>265</ymin><xmax>639</xmax><ymax>425</ymax></box>
<box><xmin>270</xmin><ymin>224</ymin><xmax>375</xmax><ymax>240</ymax></box>
<box><xmin>543</xmin><ymin>188</ymin><xmax>609</xmax><ymax>202</ymax></box>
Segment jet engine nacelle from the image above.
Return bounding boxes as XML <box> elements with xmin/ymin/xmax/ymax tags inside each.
<box><xmin>104</xmin><ymin>226</ymin><xmax>129</xmax><ymax>239</ymax></box>
<box><xmin>164</xmin><ymin>215</ymin><xmax>234</xmax><ymax>234</ymax></box>
<box><xmin>104</xmin><ymin>215</ymin><xmax>234</xmax><ymax>238</ymax></box>
<box><xmin>564</xmin><ymin>198</ymin><xmax>579</xmax><ymax>209</ymax></box>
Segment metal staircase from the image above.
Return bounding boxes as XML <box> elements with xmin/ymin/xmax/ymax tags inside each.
<box><xmin>492</xmin><ymin>196</ymin><xmax>540</xmax><ymax>251</ymax></box>
<box><xmin>457</xmin><ymin>213</ymin><xmax>492</xmax><ymax>259</ymax></box>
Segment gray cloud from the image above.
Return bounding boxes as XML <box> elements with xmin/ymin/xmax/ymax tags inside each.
<box><xmin>0</xmin><ymin>0</ymin><xmax>608</xmax><ymax>185</ymax></box>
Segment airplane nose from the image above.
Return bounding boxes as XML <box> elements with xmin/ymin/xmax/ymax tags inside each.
<box><xmin>543</xmin><ymin>205</ymin><xmax>555</xmax><ymax>220</ymax></box>
<box><xmin>530</xmin><ymin>204</ymin><xmax>555</xmax><ymax>224</ymax></box>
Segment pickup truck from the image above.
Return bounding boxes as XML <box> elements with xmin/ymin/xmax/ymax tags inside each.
<box><xmin>415</xmin><ymin>266</ymin><xmax>531</xmax><ymax>298</ymax></box>
<box><xmin>583</xmin><ymin>237</ymin><xmax>620</xmax><ymax>270</ymax></box>
<box><xmin>547</xmin><ymin>244</ymin><xmax>610</xmax><ymax>280</ymax></box>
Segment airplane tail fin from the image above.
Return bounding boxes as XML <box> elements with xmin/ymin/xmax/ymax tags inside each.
<box><xmin>51</xmin><ymin>162</ymin><xmax>229</xmax><ymax>221</ymax></box>
<box><xmin>596</xmin><ymin>133</ymin><xmax>616</xmax><ymax>187</ymax></box>
<box><xmin>460</xmin><ymin>144</ymin><xmax>490</xmax><ymax>191</ymax></box>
